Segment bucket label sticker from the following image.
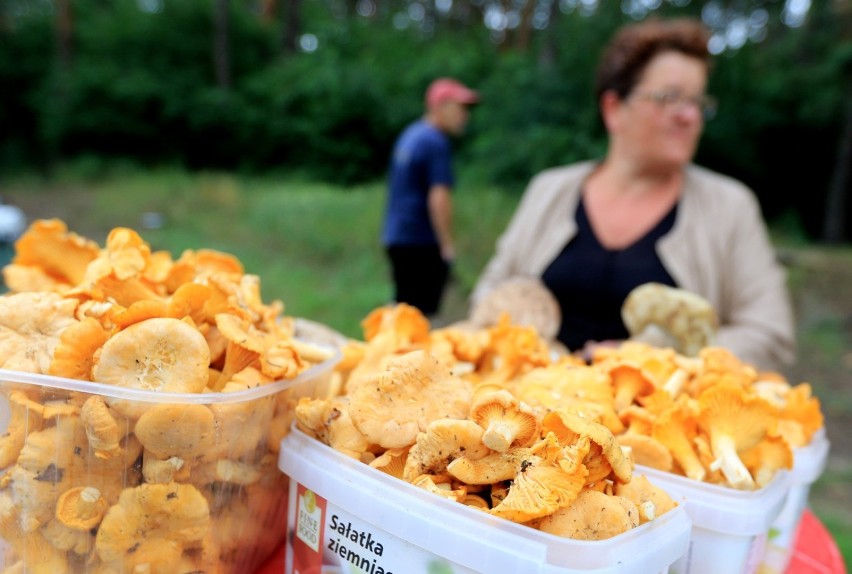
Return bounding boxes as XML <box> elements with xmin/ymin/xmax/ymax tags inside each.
<box><xmin>288</xmin><ymin>481</ymin><xmax>478</xmax><ymax>574</ymax></box>
<box><xmin>296</xmin><ymin>487</ymin><xmax>324</xmax><ymax>552</ymax></box>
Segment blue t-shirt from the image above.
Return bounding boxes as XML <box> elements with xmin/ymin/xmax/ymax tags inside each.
<box><xmin>382</xmin><ymin>120</ymin><xmax>454</xmax><ymax>247</ymax></box>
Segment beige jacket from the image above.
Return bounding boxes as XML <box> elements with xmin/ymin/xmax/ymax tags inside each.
<box><xmin>471</xmin><ymin>161</ymin><xmax>796</xmax><ymax>371</ymax></box>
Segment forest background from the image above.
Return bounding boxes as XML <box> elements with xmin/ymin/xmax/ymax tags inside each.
<box><xmin>1</xmin><ymin>0</ymin><xmax>851</xmax><ymax>567</ymax></box>
<box><xmin>1</xmin><ymin>0</ymin><xmax>850</xmax><ymax>242</ymax></box>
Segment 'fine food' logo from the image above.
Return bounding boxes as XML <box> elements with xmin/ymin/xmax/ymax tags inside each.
<box><xmin>296</xmin><ymin>489</ymin><xmax>322</xmax><ymax>552</ymax></box>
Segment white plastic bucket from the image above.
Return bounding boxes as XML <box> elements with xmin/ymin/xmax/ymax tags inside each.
<box><xmin>279</xmin><ymin>427</ymin><xmax>692</xmax><ymax>574</ymax></box>
<box><xmin>759</xmin><ymin>430</ymin><xmax>830</xmax><ymax>573</ymax></box>
<box><xmin>636</xmin><ymin>465</ymin><xmax>790</xmax><ymax>574</ymax></box>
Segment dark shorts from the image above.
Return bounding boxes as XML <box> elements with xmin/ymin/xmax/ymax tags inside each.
<box><xmin>386</xmin><ymin>244</ymin><xmax>450</xmax><ymax>316</ymax></box>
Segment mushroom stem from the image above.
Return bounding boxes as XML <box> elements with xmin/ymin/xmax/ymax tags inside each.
<box><xmin>483</xmin><ymin>420</ymin><xmax>519</xmax><ymax>453</ymax></box>
<box><xmin>709</xmin><ymin>435</ymin><xmax>754</xmax><ymax>489</ymax></box>
<box><xmin>76</xmin><ymin>487</ymin><xmax>103</xmax><ymax>521</ymax></box>
<box><xmin>663</xmin><ymin>370</ymin><xmax>687</xmax><ymax>397</ymax></box>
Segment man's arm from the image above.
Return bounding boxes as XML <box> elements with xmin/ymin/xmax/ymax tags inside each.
<box><xmin>427</xmin><ymin>183</ymin><xmax>454</xmax><ymax>262</ymax></box>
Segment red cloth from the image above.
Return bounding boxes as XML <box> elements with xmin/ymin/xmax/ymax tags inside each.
<box><xmin>787</xmin><ymin>509</ymin><xmax>847</xmax><ymax>574</ymax></box>
<box><xmin>255</xmin><ymin>508</ymin><xmax>847</xmax><ymax>574</ymax></box>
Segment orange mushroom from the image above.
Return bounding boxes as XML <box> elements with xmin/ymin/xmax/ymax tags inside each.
<box><xmin>403</xmin><ymin>419</ymin><xmax>489</xmax><ymax>482</ymax></box>
<box><xmin>470</xmin><ymin>389</ymin><xmax>541</xmax><ymax>453</ymax></box>
<box><xmin>348</xmin><ymin>350</ymin><xmax>473</xmax><ymax>449</ymax></box>
<box><xmin>697</xmin><ymin>381</ymin><xmax>778</xmax><ymax>489</ymax></box>
<box><xmin>537</xmin><ymin>489</ymin><xmax>639</xmax><ymax>540</ymax></box>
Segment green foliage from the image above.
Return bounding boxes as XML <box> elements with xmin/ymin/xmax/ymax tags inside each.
<box><xmin>0</xmin><ymin>0</ymin><xmax>847</xmax><ymax>238</ymax></box>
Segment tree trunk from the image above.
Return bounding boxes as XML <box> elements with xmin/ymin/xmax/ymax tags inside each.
<box><xmin>260</xmin><ymin>0</ymin><xmax>278</xmax><ymax>22</ymax></box>
<box><xmin>282</xmin><ymin>0</ymin><xmax>302</xmax><ymax>54</ymax></box>
<box><xmin>55</xmin><ymin>0</ymin><xmax>74</xmax><ymax>73</ymax></box>
<box><xmin>213</xmin><ymin>0</ymin><xmax>232</xmax><ymax>90</ymax></box>
<box><xmin>822</xmin><ymin>0</ymin><xmax>851</xmax><ymax>243</ymax></box>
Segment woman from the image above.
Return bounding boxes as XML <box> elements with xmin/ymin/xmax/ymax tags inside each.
<box><xmin>471</xmin><ymin>18</ymin><xmax>795</xmax><ymax>371</ymax></box>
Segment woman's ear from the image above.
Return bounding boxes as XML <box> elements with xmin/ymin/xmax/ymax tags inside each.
<box><xmin>599</xmin><ymin>89</ymin><xmax>623</xmax><ymax>133</ymax></box>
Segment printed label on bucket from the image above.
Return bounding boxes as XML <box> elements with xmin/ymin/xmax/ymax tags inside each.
<box><xmin>288</xmin><ymin>482</ymin><xmax>479</xmax><ymax>574</ymax></box>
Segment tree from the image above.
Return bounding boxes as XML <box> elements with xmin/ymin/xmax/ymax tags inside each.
<box><xmin>213</xmin><ymin>0</ymin><xmax>232</xmax><ymax>89</ymax></box>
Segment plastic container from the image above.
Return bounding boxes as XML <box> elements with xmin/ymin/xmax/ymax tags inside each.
<box><xmin>759</xmin><ymin>429</ymin><xmax>831</xmax><ymax>573</ymax></box>
<box><xmin>636</xmin><ymin>465</ymin><xmax>790</xmax><ymax>574</ymax></box>
<box><xmin>278</xmin><ymin>427</ymin><xmax>692</xmax><ymax>574</ymax></box>
<box><xmin>0</xmin><ymin>347</ymin><xmax>339</xmax><ymax>574</ymax></box>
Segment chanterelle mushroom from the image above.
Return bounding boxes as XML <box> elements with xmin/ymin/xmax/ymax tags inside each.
<box><xmin>403</xmin><ymin>419</ymin><xmax>489</xmax><ymax>482</ymax></box>
<box><xmin>133</xmin><ymin>403</ymin><xmax>215</xmax><ymax>461</ymax></box>
<box><xmin>80</xmin><ymin>395</ymin><xmax>123</xmax><ymax>460</ymax></box>
<box><xmin>697</xmin><ymin>381</ymin><xmax>777</xmax><ymax>489</ymax></box>
<box><xmin>348</xmin><ymin>350</ymin><xmax>473</xmax><ymax>449</ymax></box>
<box><xmin>537</xmin><ymin>489</ymin><xmax>640</xmax><ymax>541</ymax></box>
<box><xmin>542</xmin><ymin>410</ymin><xmax>632</xmax><ymax>484</ymax></box>
<box><xmin>621</xmin><ymin>282</ymin><xmax>717</xmax><ymax>357</ymax></box>
<box><xmin>95</xmin><ymin>482</ymin><xmax>210</xmax><ymax>565</ymax></box>
<box><xmin>652</xmin><ymin>395</ymin><xmax>705</xmax><ymax>482</ymax></box>
<box><xmin>92</xmin><ymin>317</ymin><xmax>210</xmax><ymax>394</ymax></box>
<box><xmin>55</xmin><ymin>486</ymin><xmax>108</xmax><ymax>531</ymax></box>
<box><xmin>614</xmin><ymin>474</ymin><xmax>677</xmax><ymax>524</ymax></box>
<box><xmin>470</xmin><ymin>389</ymin><xmax>541</xmax><ymax>453</ymax></box>
<box><xmin>469</xmin><ymin>277</ymin><xmax>561</xmax><ymax>341</ymax></box>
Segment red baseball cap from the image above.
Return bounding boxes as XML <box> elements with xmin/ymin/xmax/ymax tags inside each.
<box><xmin>425</xmin><ymin>78</ymin><xmax>480</xmax><ymax>108</ymax></box>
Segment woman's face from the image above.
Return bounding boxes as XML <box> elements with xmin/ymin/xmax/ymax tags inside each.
<box><xmin>609</xmin><ymin>50</ymin><xmax>710</xmax><ymax>171</ymax></box>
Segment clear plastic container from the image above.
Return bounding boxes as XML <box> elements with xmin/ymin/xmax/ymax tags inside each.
<box><xmin>0</xmin><ymin>348</ymin><xmax>339</xmax><ymax>574</ymax></box>
<box><xmin>636</xmin><ymin>465</ymin><xmax>790</xmax><ymax>574</ymax></box>
<box><xmin>759</xmin><ymin>429</ymin><xmax>830</xmax><ymax>573</ymax></box>
<box><xmin>279</xmin><ymin>427</ymin><xmax>692</xmax><ymax>574</ymax></box>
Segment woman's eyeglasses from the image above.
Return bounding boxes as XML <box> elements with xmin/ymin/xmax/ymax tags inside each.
<box><xmin>632</xmin><ymin>89</ymin><xmax>719</xmax><ymax>120</ymax></box>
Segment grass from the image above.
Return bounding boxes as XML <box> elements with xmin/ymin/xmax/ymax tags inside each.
<box><xmin>1</xmin><ymin>166</ymin><xmax>518</xmax><ymax>336</ymax></box>
<box><xmin>2</xmin><ymin>166</ymin><xmax>850</xmax><ymax>568</ymax></box>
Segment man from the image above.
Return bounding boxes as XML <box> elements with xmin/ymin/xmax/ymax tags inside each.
<box><xmin>382</xmin><ymin>77</ymin><xmax>479</xmax><ymax>318</ymax></box>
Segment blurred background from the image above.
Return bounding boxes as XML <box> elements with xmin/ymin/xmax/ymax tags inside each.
<box><xmin>0</xmin><ymin>0</ymin><xmax>849</xmax><ymax>241</ymax></box>
<box><xmin>1</xmin><ymin>0</ymin><xmax>850</xmax><ymax>568</ymax></box>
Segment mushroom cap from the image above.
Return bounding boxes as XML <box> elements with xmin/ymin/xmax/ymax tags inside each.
<box><xmin>542</xmin><ymin>410</ymin><xmax>632</xmax><ymax>484</ymax></box>
<box><xmin>698</xmin><ymin>382</ymin><xmax>777</xmax><ymax>452</ymax></box>
<box><xmin>697</xmin><ymin>382</ymin><xmax>778</xmax><ymax>489</ymax></box>
<box><xmin>348</xmin><ymin>350</ymin><xmax>473</xmax><ymax>449</ymax></box>
<box><xmin>515</xmin><ymin>365</ymin><xmax>624</xmax><ymax>434</ymax></box>
<box><xmin>12</xmin><ymin>218</ymin><xmax>100</xmax><ymax>286</ymax></box>
<box><xmin>47</xmin><ymin>316</ymin><xmax>110</xmax><ymax>381</ymax></box>
<box><xmin>134</xmin><ymin>403</ymin><xmax>215</xmax><ymax>460</ymax></box>
<box><xmin>621</xmin><ymin>282</ymin><xmax>717</xmax><ymax>357</ymax></box>
<box><xmin>741</xmin><ymin>435</ymin><xmax>793</xmax><ymax>488</ymax></box>
<box><xmin>446</xmin><ymin>447</ymin><xmax>533</xmax><ymax>485</ymax></box>
<box><xmin>55</xmin><ymin>486</ymin><xmax>108</xmax><ymax>531</ymax></box>
<box><xmin>92</xmin><ymin>317</ymin><xmax>210</xmax><ymax>393</ymax></box>
<box><xmin>779</xmin><ymin>383</ymin><xmax>824</xmax><ymax>446</ymax></box>
<box><xmin>605</xmin><ymin>363</ymin><xmax>657</xmax><ymax>412</ymax></box>
<box><xmin>403</xmin><ymin>418</ymin><xmax>488</xmax><ymax>482</ymax></box>
<box><xmin>652</xmin><ymin>397</ymin><xmax>705</xmax><ymax>482</ymax></box>
<box><xmin>537</xmin><ymin>489</ymin><xmax>640</xmax><ymax>540</ymax></box>
<box><xmin>369</xmin><ymin>447</ymin><xmax>410</xmax><ymax>480</ymax></box>
<box><xmin>614</xmin><ymin>474</ymin><xmax>677</xmax><ymax>524</ymax></box>
<box><xmin>489</xmin><ymin>463</ymin><xmax>587</xmax><ymax>523</ymax></box>
<box><xmin>95</xmin><ymin>482</ymin><xmax>210</xmax><ymax>564</ymax></box>
<box><xmin>80</xmin><ymin>395</ymin><xmax>123</xmax><ymax>460</ymax></box>
<box><xmin>469</xmin><ymin>277</ymin><xmax>561</xmax><ymax>341</ymax></box>
<box><xmin>0</xmin><ymin>291</ymin><xmax>79</xmax><ymax>373</ymax></box>
<box><xmin>469</xmin><ymin>389</ymin><xmax>541</xmax><ymax>453</ymax></box>
<box><xmin>616</xmin><ymin>434</ymin><xmax>673</xmax><ymax>472</ymax></box>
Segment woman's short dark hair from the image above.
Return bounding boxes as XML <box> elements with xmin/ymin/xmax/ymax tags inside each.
<box><xmin>594</xmin><ymin>18</ymin><xmax>712</xmax><ymax>102</ymax></box>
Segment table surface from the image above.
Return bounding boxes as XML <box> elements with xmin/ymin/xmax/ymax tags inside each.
<box><xmin>255</xmin><ymin>507</ymin><xmax>847</xmax><ymax>574</ymax></box>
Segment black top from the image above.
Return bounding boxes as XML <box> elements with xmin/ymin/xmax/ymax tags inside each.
<box><xmin>541</xmin><ymin>196</ymin><xmax>679</xmax><ymax>351</ymax></box>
